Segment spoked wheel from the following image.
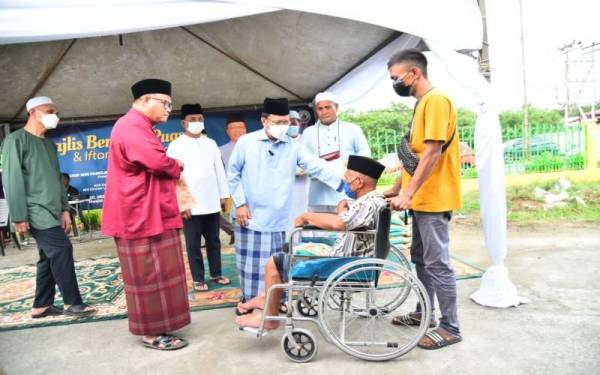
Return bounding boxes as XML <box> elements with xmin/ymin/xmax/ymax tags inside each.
<box><xmin>318</xmin><ymin>259</ymin><xmax>431</xmax><ymax>362</ymax></box>
<box><xmin>380</xmin><ymin>245</ymin><xmax>413</xmax><ymax>312</ymax></box>
<box><xmin>297</xmin><ymin>289</ymin><xmax>319</xmax><ymax>317</ymax></box>
<box><xmin>281</xmin><ymin>328</ymin><xmax>318</xmax><ymax>363</ymax></box>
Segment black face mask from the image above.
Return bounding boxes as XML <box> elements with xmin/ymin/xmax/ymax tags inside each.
<box><xmin>392</xmin><ymin>77</ymin><xmax>413</xmax><ymax>97</ymax></box>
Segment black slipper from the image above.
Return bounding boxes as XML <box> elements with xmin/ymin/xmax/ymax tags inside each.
<box><xmin>418</xmin><ymin>330</ymin><xmax>462</xmax><ymax>350</ymax></box>
<box><xmin>63</xmin><ymin>304</ymin><xmax>96</xmax><ymax>317</ymax></box>
<box><xmin>32</xmin><ymin>305</ymin><xmax>63</xmax><ymax>319</ymax></box>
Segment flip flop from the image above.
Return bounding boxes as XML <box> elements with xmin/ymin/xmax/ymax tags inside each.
<box><xmin>143</xmin><ymin>335</ymin><xmax>188</xmax><ymax>351</ymax></box>
<box><xmin>63</xmin><ymin>304</ymin><xmax>96</xmax><ymax>317</ymax></box>
<box><xmin>32</xmin><ymin>305</ymin><xmax>63</xmax><ymax>319</ymax></box>
<box><xmin>392</xmin><ymin>313</ymin><xmax>437</xmax><ymax>328</ymax></box>
<box><xmin>418</xmin><ymin>330</ymin><xmax>462</xmax><ymax>350</ymax></box>
<box><xmin>192</xmin><ymin>282</ymin><xmax>209</xmax><ymax>292</ymax></box>
<box><xmin>210</xmin><ymin>276</ymin><xmax>231</xmax><ymax>286</ymax></box>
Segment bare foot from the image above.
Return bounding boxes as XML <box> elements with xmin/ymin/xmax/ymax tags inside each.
<box><xmin>238</xmin><ymin>295</ymin><xmax>265</xmax><ymax>313</ymax></box>
<box><xmin>236</xmin><ymin>310</ymin><xmax>279</xmax><ymax>329</ymax></box>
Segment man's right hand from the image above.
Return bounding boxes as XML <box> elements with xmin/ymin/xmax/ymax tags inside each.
<box><xmin>236</xmin><ymin>205</ymin><xmax>251</xmax><ymax>227</ymax></box>
<box><xmin>383</xmin><ymin>188</ymin><xmax>399</xmax><ymax>198</ymax></box>
<box><xmin>15</xmin><ymin>221</ymin><xmax>30</xmax><ymax>233</ymax></box>
<box><xmin>181</xmin><ymin>209</ymin><xmax>192</xmax><ymax>220</ymax></box>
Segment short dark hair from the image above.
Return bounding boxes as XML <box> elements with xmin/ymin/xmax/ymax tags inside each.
<box><xmin>62</xmin><ymin>173</ymin><xmax>70</xmax><ymax>180</ymax></box>
<box><xmin>387</xmin><ymin>48</ymin><xmax>428</xmax><ymax>77</ymax></box>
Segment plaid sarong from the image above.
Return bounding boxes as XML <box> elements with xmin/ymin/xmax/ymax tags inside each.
<box><xmin>115</xmin><ymin>229</ymin><xmax>191</xmax><ymax>335</ymax></box>
<box><xmin>234</xmin><ymin>225</ymin><xmax>285</xmax><ymax>301</ymax></box>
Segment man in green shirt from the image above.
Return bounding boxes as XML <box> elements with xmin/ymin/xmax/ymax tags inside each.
<box><xmin>2</xmin><ymin>96</ymin><xmax>96</xmax><ymax>319</ymax></box>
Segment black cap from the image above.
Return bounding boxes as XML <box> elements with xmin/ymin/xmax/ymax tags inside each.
<box><xmin>263</xmin><ymin>97</ymin><xmax>289</xmax><ymax>116</ymax></box>
<box><xmin>131</xmin><ymin>78</ymin><xmax>172</xmax><ymax>99</ymax></box>
<box><xmin>347</xmin><ymin>155</ymin><xmax>386</xmax><ymax>180</ymax></box>
<box><xmin>226</xmin><ymin>112</ymin><xmax>246</xmax><ymax>125</ymax></box>
<box><xmin>181</xmin><ymin>104</ymin><xmax>203</xmax><ymax>119</ymax></box>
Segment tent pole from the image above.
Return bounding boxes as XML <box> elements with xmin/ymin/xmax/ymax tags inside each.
<box><xmin>180</xmin><ymin>27</ymin><xmax>304</xmax><ymax>101</ymax></box>
<box><xmin>9</xmin><ymin>39</ymin><xmax>78</xmax><ymax>125</ymax></box>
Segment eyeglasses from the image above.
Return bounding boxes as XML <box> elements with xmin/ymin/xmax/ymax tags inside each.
<box><xmin>148</xmin><ymin>97</ymin><xmax>172</xmax><ymax>111</ymax></box>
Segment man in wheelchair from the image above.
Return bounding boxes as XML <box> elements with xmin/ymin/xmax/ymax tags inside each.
<box><xmin>236</xmin><ymin>155</ymin><xmax>386</xmax><ymax>329</ymax></box>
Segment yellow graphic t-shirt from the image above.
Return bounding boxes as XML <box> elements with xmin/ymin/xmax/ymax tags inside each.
<box><xmin>401</xmin><ymin>88</ymin><xmax>462</xmax><ymax>212</ymax></box>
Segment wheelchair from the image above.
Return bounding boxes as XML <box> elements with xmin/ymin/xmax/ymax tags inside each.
<box><xmin>245</xmin><ymin>206</ymin><xmax>432</xmax><ymax>362</ymax></box>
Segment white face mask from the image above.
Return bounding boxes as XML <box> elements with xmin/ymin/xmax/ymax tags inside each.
<box><xmin>267</xmin><ymin>124</ymin><xmax>289</xmax><ymax>140</ymax></box>
<box><xmin>187</xmin><ymin>121</ymin><xmax>204</xmax><ymax>135</ymax></box>
<box><xmin>40</xmin><ymin>113</ymin><xmax>59</xmax><ymax>129</ymax></box>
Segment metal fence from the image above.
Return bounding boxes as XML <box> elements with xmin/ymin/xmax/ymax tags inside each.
<box><xmin>366</xmin><ymin>123</ymin><xmax>587</xmax><ymax>179</ymax></box>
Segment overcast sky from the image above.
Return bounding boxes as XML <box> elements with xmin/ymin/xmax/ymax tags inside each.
<box><xmin>345</xmin><ymin>0</ymin><xmax>600</xmax><ymax>112</ymax></box>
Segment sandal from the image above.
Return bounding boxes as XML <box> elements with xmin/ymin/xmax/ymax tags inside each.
<box><xmin>32</xmin><ymin>305</ymin><xmax>63</xmax><ymax>319</ymax></box>
<box><xmin>193</xmin><ymin>282</ymin><xmax>209</xmax><ymax>292</ymax></box>
<box><xmin>392</xmin><ymin>313</ymin><xmax>437</xmax><ymax>328</ymax></box>
<box><xmin>143</xmin><ymin>334</ymin><xmax>188</xmax><ymax>351</ymax></box>
<box><xmin>63</xmin><ymin>304</ymin><xmax>96</xmax><ymax>317</ymax></box>
<box><xmin>418</xmin><ymin>329</ymin><xmax>462</xmax><ymax>350</ymax></box>
<box><xmin>210</xmin><ymin>276</ymin><xmax>230</xmax><ymax>286</ymax></box>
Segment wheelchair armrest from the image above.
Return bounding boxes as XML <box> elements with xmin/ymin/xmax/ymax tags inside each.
<box><xmin>301</xmin><ymin>225</ymin><xmax>321</xmax><ymax>230</ymax></box>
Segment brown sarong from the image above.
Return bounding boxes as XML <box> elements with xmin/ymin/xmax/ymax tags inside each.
<box><xmin>115</xmin><ymin>229</ymin><xmax>191</xmax><ymax>335</ymax></box>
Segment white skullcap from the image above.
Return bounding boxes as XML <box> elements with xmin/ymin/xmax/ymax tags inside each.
<box><xmin>26</xmin><ymin>96</ymin><xmax>54</xmax><ymax>111</ymax></box>
<box><xmin>289</xmin><ymin>110</ymin><xmax>301</xmax><ymax>120</ymax></box>
<box><xmin>314</xmin><ymin>91</ymin><xmax>337</xmax><ymax>105</ymax></box>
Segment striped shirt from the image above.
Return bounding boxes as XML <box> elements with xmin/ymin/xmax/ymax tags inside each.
<box><xmin>332</xmin><ymin>191</ymin><xmax>387</xmax><ymax>257</ymax></box>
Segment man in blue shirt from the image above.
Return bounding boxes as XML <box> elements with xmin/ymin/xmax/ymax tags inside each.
<box><xmin>228</xmin><ymin>97</ymin><xmax>343</xmax><ymax>301</ymax></box>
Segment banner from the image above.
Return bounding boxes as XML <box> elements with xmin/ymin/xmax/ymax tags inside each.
<box><xmin>50</xmin><ymin>107</ymin><xmax>314</xmax><ymax>209</ymax></box>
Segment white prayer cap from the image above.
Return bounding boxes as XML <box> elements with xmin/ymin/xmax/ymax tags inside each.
<box><xmin>314</xmin><ymin>91</ymin><xmax>338</xmax><ymax>105</ymax></box>
<box><xmin>26</xmin><ymin>96</ymin><xmax>54</xmax><ymax>111</ymax></box>
<box><xmin>289</xmin><ymin>110</ymin><xmax>301</xmax><ymax>120</ymax></box>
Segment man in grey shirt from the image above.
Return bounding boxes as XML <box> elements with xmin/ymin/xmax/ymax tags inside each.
<box><xmin>219</xmin><ymin>114</ymin><xmax>247</xmax><ymax>244</ymax></box>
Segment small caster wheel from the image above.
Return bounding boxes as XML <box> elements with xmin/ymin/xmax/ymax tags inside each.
<box><xmin>281</xmin><ymin>328</ymin><xmax>318</xmax><ymax>363</ymax></box>
<box><xmin>297</xmin><ymin>292</ymin><xmax>319</xmax><ymax>317</ymax></box>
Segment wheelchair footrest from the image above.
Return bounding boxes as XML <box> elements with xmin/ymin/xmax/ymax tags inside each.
<box><xmin>238</xmin><ymin>326</ymin><xmax>269</xmax><ymax>338</ymax></box>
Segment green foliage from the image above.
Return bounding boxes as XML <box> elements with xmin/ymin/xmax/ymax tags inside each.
<box><xmin>339</xmin><ymin>103</ymin><xmax>412</xmax><ymax>136</ymax></box>
<box><xmin>81</xmin><ymin>209</ymin><xmax>102</xmax><ymax>231</ymax></box>
<box><xmin>461</xmin><ymin>166</ymin><xmax>478</xmax><ymax>179</ymax></box>
<box><xmin>499</xmin><ymin>107</ymin><xmax>563</xmax><ymax>136</ymax></box>
<box><xmin>524</xmin><ymin>153</ymin><xmax>584</xmax><ymax>173</ymax></box>
<box><xmin>460</xmin><ymin>178</ymin><xmax>600</xmax><ymax>223</ymax></box>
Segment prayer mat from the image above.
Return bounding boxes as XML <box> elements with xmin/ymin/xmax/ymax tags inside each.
<box><xmin>0</xmin><ymin>248</ymin><xmax>240</xmax><ymax>331</ymax></box>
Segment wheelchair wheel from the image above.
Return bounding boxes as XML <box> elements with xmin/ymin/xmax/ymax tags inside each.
<box><xmin>297</xmin><ymin>289</ymin><xmax>319</xmax><ymax>317</ymax></box>
<box><xmin>318</xmin><ymin>259</ymin><xmax>430</xmax><ymax>361</ymax></box>
<box><xmin>380</xmin><ymin>245</ymin><xmax>412</xmax><ymax>312</ymax></box>
<box><xmin>281</xmin><ymin>328</ymin><xmax>318</xmax><ymax>363</ymax></box>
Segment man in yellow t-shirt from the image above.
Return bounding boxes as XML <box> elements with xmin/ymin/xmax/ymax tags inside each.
<box><xmin>385</xmin><ymin>49</ymin><xmax>462</xmax><ymax>350</ymax></box>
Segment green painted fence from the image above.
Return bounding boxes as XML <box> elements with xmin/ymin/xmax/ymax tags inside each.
<box><xmin>366</xmin><ymin>123</ymin><xmax>587</xmax><ymax>179</ymax></box>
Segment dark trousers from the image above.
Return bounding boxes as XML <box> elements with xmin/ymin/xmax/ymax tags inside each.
<box><xmin>219</xmin><ymin>215</ymin><xmax>234</xmax><ymax>236</ymax></box>
<box><xmin>29</xmin><ymin>226</ymin><xmax>83</xmax><ymax>308</ymax></box>
<box><xmin>183</xmin><ymin>212</ymin><xmax>223</xmax><ymax>282</ymax></box>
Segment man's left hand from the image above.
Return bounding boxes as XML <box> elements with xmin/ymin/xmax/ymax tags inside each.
<box><xmin>220</xmin><ymin>198</ymin><xmax>228</xmax><ymax>211</ymax></box>
<box><xmin>388</xmin><ymin>193</ymin><xmax>412</xmax><ymax>211</ymax></box>
<box><xmin>61</xmin><ymin>211</ymin><xmax>72</xmax><ymax>234</ymax></box>
<box><xmin>294</xmin><ymin>214</ymin><xmax>308</xmax><ymax>228</ymax></box>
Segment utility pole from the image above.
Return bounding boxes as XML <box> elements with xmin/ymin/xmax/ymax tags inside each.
<box><xmin>518</xmin><ymin>0</ymin><xmax>529</xmax><ymax>158</ymax></box>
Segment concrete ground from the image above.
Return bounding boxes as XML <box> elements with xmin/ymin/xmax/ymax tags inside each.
<box><xmin>1</xmin><ymin>220</ymin><xmax>599</xmax><ymax>375</ymax></box>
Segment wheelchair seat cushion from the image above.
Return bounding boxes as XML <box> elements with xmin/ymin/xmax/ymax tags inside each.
<box><xmin>290</xmin><ymin>257</ymin><xmax>376</xmax><ymax>282</ymax></box>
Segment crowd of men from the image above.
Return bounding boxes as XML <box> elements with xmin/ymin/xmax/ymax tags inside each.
<box><xmin>1</xmin><ymin>48</ymin><xmax>462</xmax><ymax>351</ymax></box>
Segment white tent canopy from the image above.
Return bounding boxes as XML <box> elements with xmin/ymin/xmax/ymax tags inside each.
<box><xmin>0</xmin><ymin>0</ymin><xmax>523</xmax><ymax>307</ymax></box>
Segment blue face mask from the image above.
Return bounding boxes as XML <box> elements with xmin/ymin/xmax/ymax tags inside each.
<box><xmin>342</xmin><ymin>180</ymin><xmax>357</xmax><ymax>199</ymax></box>
<box><xmin>287</xmin><ymin>125</ymin><xmax>300</xmax><ymax>137</ymax></box>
